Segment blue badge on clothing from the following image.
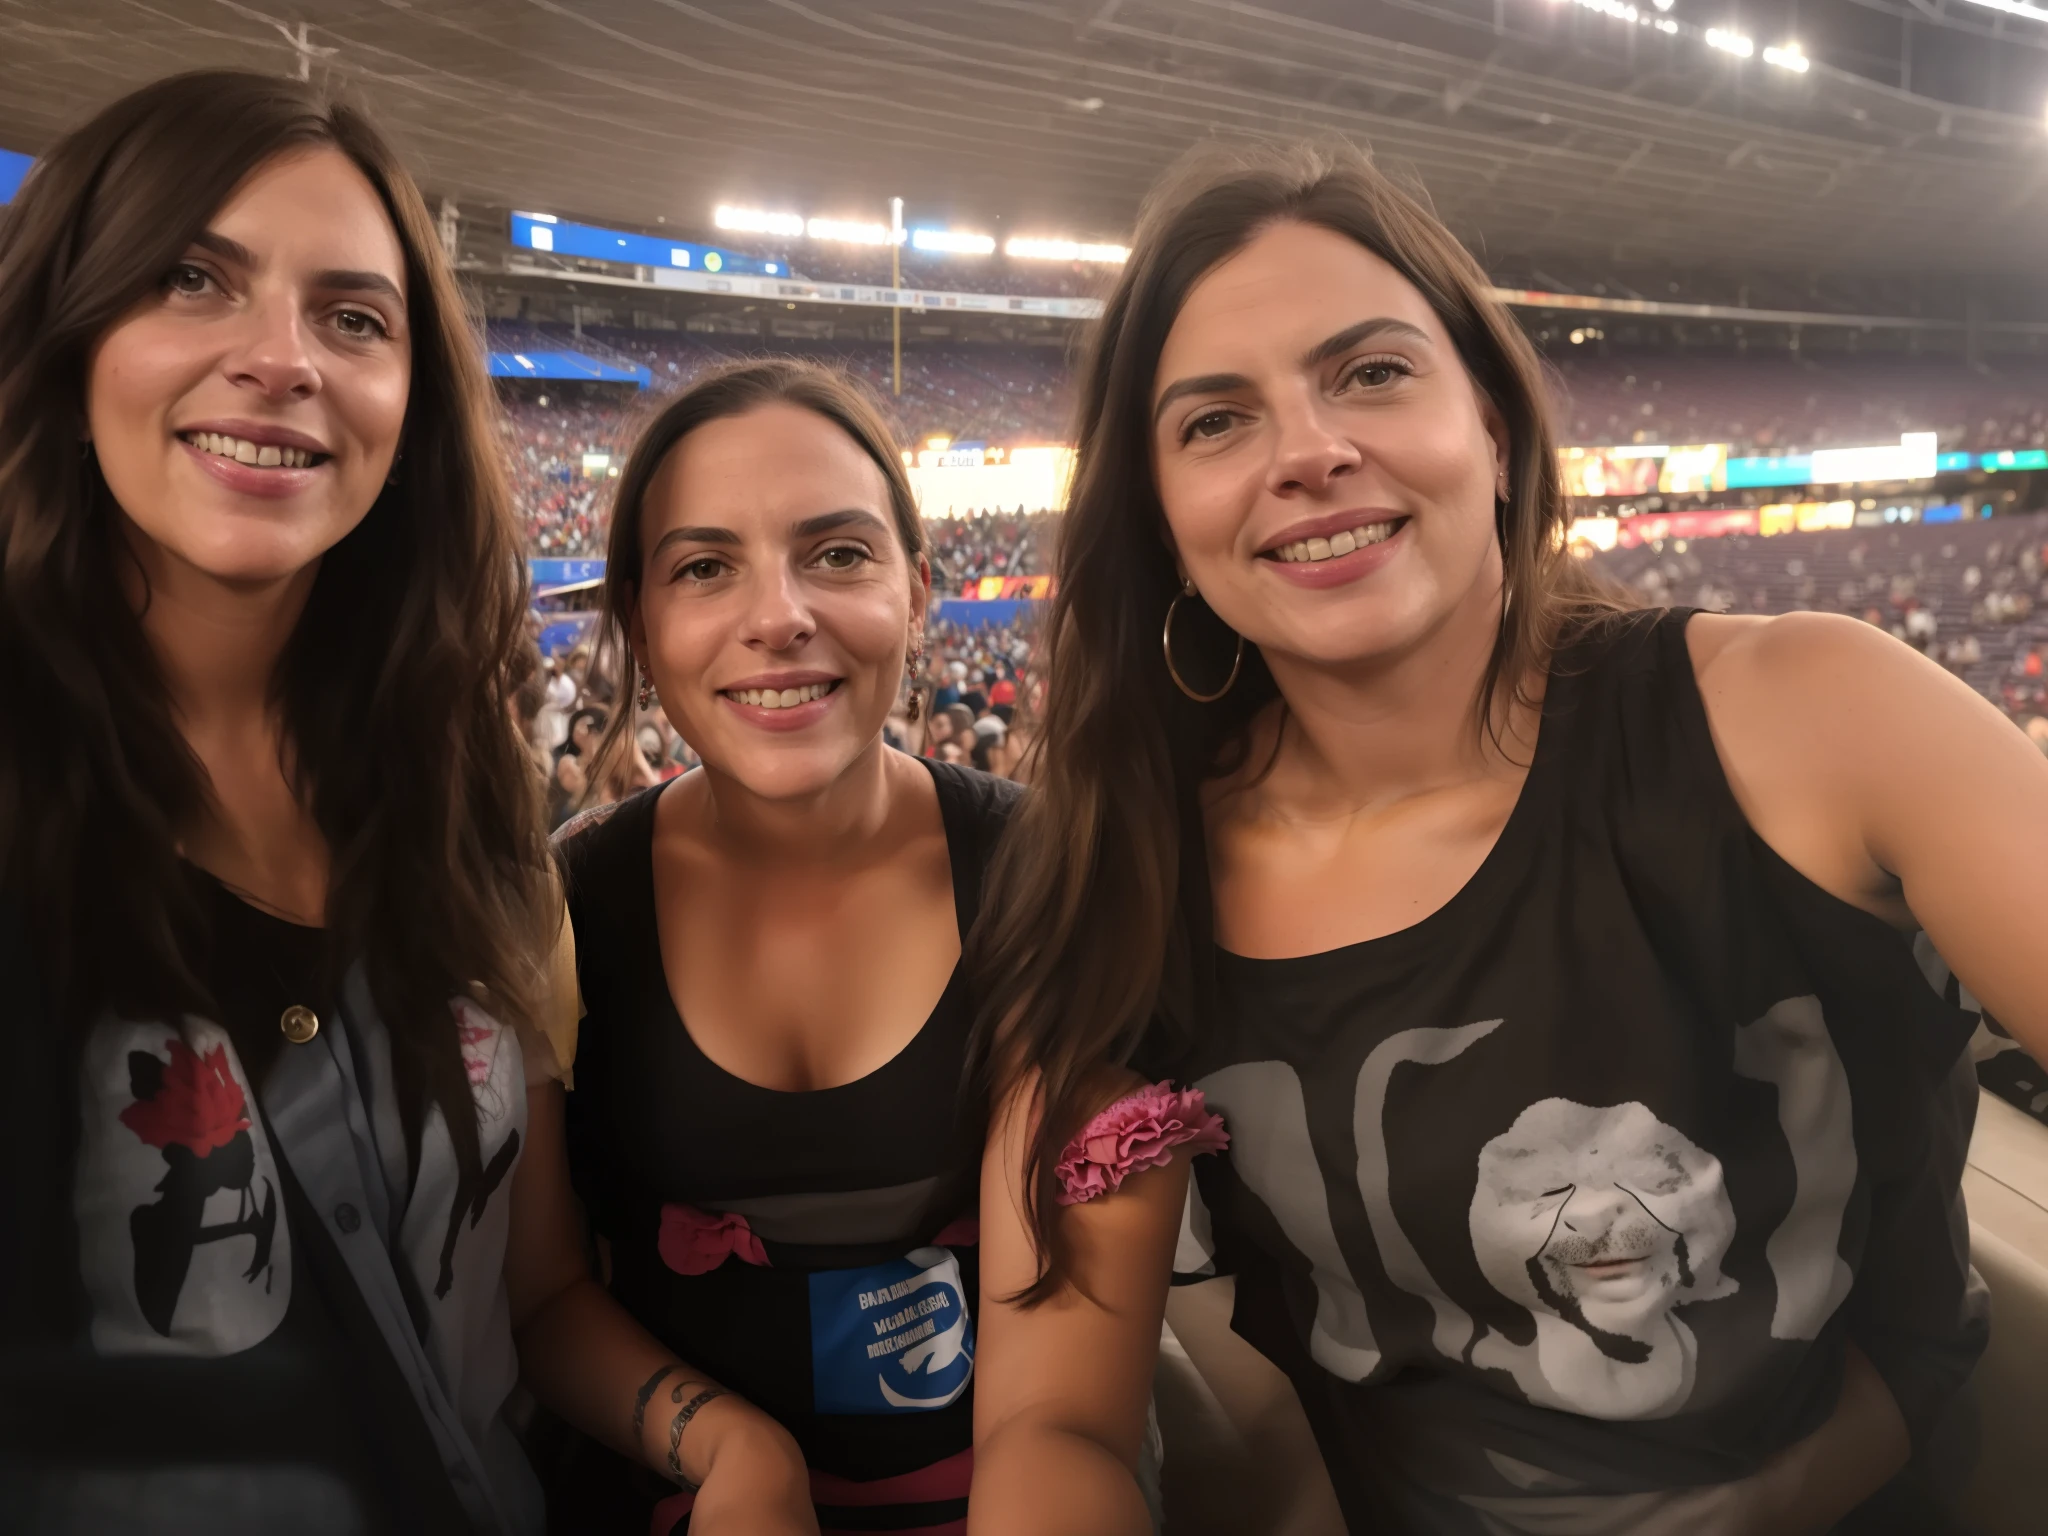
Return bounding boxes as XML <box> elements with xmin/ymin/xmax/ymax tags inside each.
<box><xmin>808</xmin><ymin>1245</ymin><xmax>975</xmax><ymax>1415</ymax></box>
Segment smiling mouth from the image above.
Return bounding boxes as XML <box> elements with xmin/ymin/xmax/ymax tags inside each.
<box><xmin>1263</xmin><ymin>516</ymin><xmax>1407</xmax><ymax>565</ymax></box>
<box><xmin>180</xmin><ymin>431</ymin><xmax>328</xmax><ymax>470</ymax></box>
<box><xmin>722</xmin><ymin>680</ymin><xmax>842</xmax><ymax>710</ymax></box>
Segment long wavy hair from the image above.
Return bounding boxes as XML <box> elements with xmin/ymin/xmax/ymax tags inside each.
<box><xmin>968</xmin><ymin>140</ymin><xmax>1632</xmax><ymax>1301</ymax></box>
<box><xmin>0</xmin><ymin>73</ymin><xmax>554</xmax><ymax>1231</ymax></box>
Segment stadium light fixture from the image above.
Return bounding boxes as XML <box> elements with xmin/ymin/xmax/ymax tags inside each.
<box><xmin>1705</xmin><ymin>27</ymin><xmax>1755</xmax><ymax>57</ymax></box>
<box><xmin>1762</xmin><ymin>42</ymin><xmax>1810</xmax><ymax>72</ymax></box>
<box><xmin>714</xmin><ymin>205</ymin><xmax>804</xmax><ymax>238</ymax></box>
<box><xmin>911</xmin><ymin>228</ymin><xmax>997</xmax><ymax>255</ymax></box>
<box><xmin>805</xmin><ymin>216</ymin><xmax>901</xmax><ymax>246</ymax></box>
<box><xmin>1953</xmin><ymin>0</ymin><xmax>2048</xmax><ymax>21</ymax></box>
<box><xmin>1006</xmin><ymin>236</ymin><xmax>1131</xmax><ymax>264</ymax></box>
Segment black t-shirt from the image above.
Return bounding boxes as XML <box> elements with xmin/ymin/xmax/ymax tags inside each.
<box><xmin>1140</xmin><ymin>610</ymin><xmax>1987</xmax><ymax>1533</ymax></box>
<box><xmin>558</xmin><ymin>759</ymin><xmax>1019</xmax><ymax>1533</ymax></box>
<box><xmin>190</xmin><ymin>873</ymin><xmax>478</xmax><ymax>1534</ymax></box>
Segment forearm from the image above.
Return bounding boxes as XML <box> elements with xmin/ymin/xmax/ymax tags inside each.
<box><xmin>515</xmin><ymin>1274</ymin><xmax>771</xmax><ymax>1483</ymax></box>
<box><xmin>968</xmin><ymin>1418</ymin><xmax>1150</xmax><ymax>1536</ymax></box>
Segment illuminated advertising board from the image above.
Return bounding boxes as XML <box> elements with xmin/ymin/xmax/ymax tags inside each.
<box><xmin>1559</xmin><ymin>446</ymin><xmax>1660</xmax><ymax>499</ymax></box>
<box><xmin>1615</xmin><ymin>510</ymin><xmax>1759</xmax><ymax>547</ymax></box>
<box><xmin>968</xmin><ymin>575</ymin><xmax>1054</xmax><ymax>600</ymax></box>
<box><xmin>510</xmin><ymin>212</ymin><xmax>782</xmax><ymax>277</ymax></box>
<box><xmin>0</xmin><ymin>148</ymin><xmax>29</xmax><ymax>205</ymax></box>
<box><xmin>1656</xmin><ymin>445</ymin><xmax>1729</xmax><ymax>495</ymax></box>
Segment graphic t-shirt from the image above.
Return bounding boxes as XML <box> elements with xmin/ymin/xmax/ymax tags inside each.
<box><xmin>69</xmin><ymin>872</ymin><xmax>540</xmax><ymax>1535</ymax></box>
<box><xmin>557</xmin><ymin>759</ymin><xmax>1019</xmax><ymax>1534</ymax></box>
<box><xmin>1141</xmin><ymin>610</ymin><xmax>1988</xmax><ymax>1534</ymax></box>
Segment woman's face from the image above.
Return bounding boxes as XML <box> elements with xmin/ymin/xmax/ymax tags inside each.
<box><xmin>1150</xmin><ymin>221</ymin><xmax>1507</xmax><ymax>676</ymax></box>
<box><xmin>87</xmin><ymin>147</ymin><xmax>411</xmax><ymax>591</ymax></box>
<box><xmin>571</xmin><ymin>714</ymin><xmax>601</xmax><ymax>752</ymax></box>
<box><xmin>631</xmin><ymin>402</ymin><xmax>927</xmax><ymax>802</ymax></box>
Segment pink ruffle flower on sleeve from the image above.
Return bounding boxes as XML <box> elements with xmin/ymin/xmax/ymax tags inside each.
<box><xmin>1054</xmin><ymin>1082</ymin><xmax>1229</xmax><ymax>1206</ymax></box>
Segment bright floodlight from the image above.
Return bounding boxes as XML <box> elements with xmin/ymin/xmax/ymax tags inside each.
<box><xmin>1763</xmin><ymin>42</ymin><xmax>1811</xmax><ymax>72</ymax></box>
<box><xmin>1705</xmin><ymin>27</ymin><xmax>1755</xmax><ymax>56</ymax></box>
<box><xmin>911</xmin><ymin>229</ymin><xmax>997</xmax><ymax>255</ymax></box>
<box><xmin>715</xmin><ymin>206</ymin><xmax>804</xmax><ymax>238</ymax></box>
<box><xmin>1005</xmin><ymin>236</ymin><xmax>1131</xmax><ymax>264</ymax></box>
<box><xmin>806</xmin><ymin>216</ymin><xmax>898</xmax><ymax>245</ymax></box>
<box><xmin>1952</xmin><ymin>0</ymin><xmax>2048</xmax><ymax>21</ymax></box>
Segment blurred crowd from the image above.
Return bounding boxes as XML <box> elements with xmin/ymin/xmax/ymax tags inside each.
<box><xmin>925</xmin><ymin>513</ymin><xmax>1057</xmax><ymax>586</ymax></box>
<box><xmin>1592</xmin><ymin>511</ymin><xmax>2048</xmax><ymax>742</ymax></box>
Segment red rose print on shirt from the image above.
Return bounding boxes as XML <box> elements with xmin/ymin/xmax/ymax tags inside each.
<box><xmin>120</xmin><ymin>1037</ymin><xmax>276</xmax><ymax>1336</ymax></box>
<box><xmin>119</xmin><ymin>1039</ymin><xmax>251</xmax><ymax>1156</ymax></box>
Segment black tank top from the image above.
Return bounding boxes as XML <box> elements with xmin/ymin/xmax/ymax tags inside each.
<box><xmin>557</xmin><ymin>758</ymin><xmax>1018</xmax><ymax>1532</ymax></box>
<box><xmin>1140</xmin><ymin>609</ymin><xmax>1987</xmax><ymax>1533</ymax></box>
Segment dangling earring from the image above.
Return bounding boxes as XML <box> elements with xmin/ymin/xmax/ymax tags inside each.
<box><xmin>904</xmin><ymin>643</ymin><xmax>926</xmax><ymax>722</ymax></box>
<box><xmin>637</xmin><ymin>665</ymin><xmax>656</xmax><ymax>710</ymax></box>
<box><xmin>1162</xmin><ymin>579</ymin><xmax>1243</xmax><ymax>703</ymax></box>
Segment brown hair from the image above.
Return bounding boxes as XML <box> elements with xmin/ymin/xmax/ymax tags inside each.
<box><xmin>968</xmin><ymin>139</ymin><xmax>1631</xmax><ymax>1301</ymax></box>
<box><xmin>0</xmin><ymin>72</ymin><xmax>554</xmax><ymax>1233</ymax></box>
<box><xmin>585</xmin><ymin>358</ymin><xmax>927</xmax><ymax>780</ymax></box>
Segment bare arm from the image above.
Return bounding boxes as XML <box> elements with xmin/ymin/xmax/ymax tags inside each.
<box><xmin>969</xmin><ymin>1076</ymin><xmax>1189</xmax><ymax>1536</ymax></box>
<box><xmin>1692</xmin><ymin>609</ymin><xmax>2048</xmax><ymax>1058</ymax></box>
<box><xmin>506</xmin><ymin>1082</ymin><xmax>818</xmax><ymax>1535</ymax></box>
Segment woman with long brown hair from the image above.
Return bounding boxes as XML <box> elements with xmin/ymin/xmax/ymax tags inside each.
<box><xmin>0</xmin><ymin>73</ymin><xmax>561</xmax><ymax>1532</ymax></box>
<box><xmin>505</xmin><ymin>358</ymin><xmax>1225</xmax><ymax>1535</ymax></box>
<box><xmin>969</xmin><ymin>139</ymin><xmax>2048</xmax><ymax>1531</ymax></box>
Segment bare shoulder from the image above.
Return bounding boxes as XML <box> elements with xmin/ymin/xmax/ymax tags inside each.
<box><xmin>1681</xmin><ymin>608</ymin><xmax>2027</xmax><ymax>921</ymax></box>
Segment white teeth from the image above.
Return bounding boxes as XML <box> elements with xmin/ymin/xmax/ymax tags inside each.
<box><xmin>183</xmin><ymin>432</ymin><xmax>320</xmax><ymax>469</ymax></box>
<box><xmin>732</xmin><ymin>682</ymin><xmax>832</xmax><ymax>710</ymax></box>
<box><xmin>1274</xmin><ymin>522</ymin><xmax>1400</xmax><ymax>565</ymax></box>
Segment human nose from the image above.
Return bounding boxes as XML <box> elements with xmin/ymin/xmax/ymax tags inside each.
<box><xmin>736</xmin><ymin>560</ymin><xmax>816</xmax><ymax>653</ymax></box>
<box><xmin>222</xmin><ymin>289</ymin><xmax>320</xmax><ymax>401</ymax></box>
<box><xmin>1264</xmin><ymin>385</ymin><xmax>1363</xmax><ymax>497</ymax></box>
<box><xmin>1556</xmin><ymin>1185</ymin><xmax>1629</xmax><ymax>1236</ymax></box>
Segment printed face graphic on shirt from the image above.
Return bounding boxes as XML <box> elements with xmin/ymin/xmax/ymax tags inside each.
<box><xmin>1468</xmin><ymin>1099</ymin><xmax>1738</xmax><ymax>1419</ymax></box>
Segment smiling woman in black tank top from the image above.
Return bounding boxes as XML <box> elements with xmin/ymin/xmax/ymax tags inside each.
<box><xmin>966</xmin><ymin>140</ymin><xmax>2048</xmax><ymax>1533</ymax></box>
<box><xmin>502</xmin><ymin>361</ymin><xmax>1226</xmax><ymax>1535</ymax></box>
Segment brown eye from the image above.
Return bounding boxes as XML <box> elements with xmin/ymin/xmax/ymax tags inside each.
<box><xmin>816</xmin><ymin>545</ymin><xmax>870</xmax><ymax>570</ymax></box>
<box><xmin>680</xmin><ymin>558</ymin><xmax>725</xmax><ymax>583</ymax></box>
<box><xmin>164</xmin><ymin>264</ymin><xmax>212</xmax><ymax>297</ymax></box>
<box><xmin>1187</xmin><ymin>410</ymin><xmax>1234</xmax><ymax>441</ymax></box>
<box><xmin>334</xmin><ymin>308</ymin><xmax>386</xmax><ymax>339</ymax></box>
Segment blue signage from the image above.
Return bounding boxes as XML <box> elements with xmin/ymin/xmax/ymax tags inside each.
<box><xmin>511</xmin><ymin>213</ymin><xmax>781</xmax><ymax>277</ymax></box>
<box><xmin>530</xmin><ymin>558</ymin><xmax>606</xmax><ymax>588</ymax></box>
<box><xmin>1723</xmin><ymin>454</ymin><xmax>1814</xmax><ymax>490</ymax></box>
<box><xmin>0</xmin><ymin>148</ymin><xmax>31</xmax><ymax>205</ymax></box>
<box><xmin>488</xmin><ymin>349</ymin><xmax>649</xmax><ymax>387</ymax></box>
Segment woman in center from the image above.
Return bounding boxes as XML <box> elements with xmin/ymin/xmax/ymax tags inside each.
<box><xmin>510</xmin><ymin>359</ymin><xmax>1225</xmax><ymax>1535</ymax></box>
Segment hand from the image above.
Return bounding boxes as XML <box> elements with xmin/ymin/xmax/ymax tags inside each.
<box><xmin>680</xmin><ymin>1399</ymin><xmax>818</xmax><ymax>1536</ymax></box>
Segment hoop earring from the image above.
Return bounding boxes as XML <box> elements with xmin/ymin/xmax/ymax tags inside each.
<box><xmin>1162</xmin><ymin>580</ymin><xmax>1243</xmax><ymax>703</ymax></box>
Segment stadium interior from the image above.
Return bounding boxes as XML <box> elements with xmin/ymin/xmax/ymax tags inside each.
<box><xmin>4</xmin><ymin>2</ymin><xmax>2048</xmax><ymax>1531</ymax></box>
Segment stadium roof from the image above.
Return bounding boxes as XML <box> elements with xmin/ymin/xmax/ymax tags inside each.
<box><xmin>2</xmin><ymin>0</ymin><xmax>2046</xmax><ymax>288</ymax></box>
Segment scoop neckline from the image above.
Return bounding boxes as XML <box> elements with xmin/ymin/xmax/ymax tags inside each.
<box><xmin>1211</xmin><ymin>664</ymin><xmax>1571</xmax><ymax>972</ymax></box>
<box><xmin>638</xmin><ymin>755</ymin><xmax>971</xmax><ymax>1100</ymax></box>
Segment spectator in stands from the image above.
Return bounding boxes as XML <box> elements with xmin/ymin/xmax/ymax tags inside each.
<box><xmin>970</xmin><ymin>138</ymin><xmax>2039</xmax><ymax>1533</ymax></box>
<box><xmin>0</xmin><ymin>70</ymin><xmax>561</xmax><ymax>1533</ymax></box>
<box><xmin>960</xmin><ymin>668</ymin><xmax>991</xmax><ymax>716</ymax></box>
<box><xmin>934</xmin><ymin>658</ymin><xmax>968</xmax><ymax>713</ymax></box>
<box><xmin>547</xmin><ymin>705</ymin><xmax>606</xmax><ymax>829</ymax></box>
<box><xmin>517</xmin><ymin>359</ymin><xmax>1067</xmax><ymax>1534</ymax></box>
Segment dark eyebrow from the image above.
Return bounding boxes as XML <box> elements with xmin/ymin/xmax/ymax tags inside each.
<box><xmin>190</xmin><ymin>231</ymin><xmax>403</xmax><ymax>309</ymax></box>
<box><xmin>1151</xmin><ymin>318</ymin><xmax>1435</xmax><ymax>428</ymax></box>
<box><xmin>793</xmin><ymin>509</ymin><xmax>891</xmax><ymax>539</ymax></box>
<box><xmin>1152</xmin><ymin>373</ymin><xmax>1252</xmax><ymax>427</ymax></box>
<box><xmin>1301</xmin><ymin>317</ymin><xmax>1432</xmax><ymax>368</ymax></box>
<box><xmin>192</xmin><ymin>230</ymin><xmax>256</xmax><ymax>267</ymax></box>
<box><xmin>649</xmin><ymin>525</ymin><xmax>740</xmax><ymax>556</ymax></box>
<box><xmin>315</xmin><ymin>269</ymin><xmax>406</xmax><ymax>309</ymax></box>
